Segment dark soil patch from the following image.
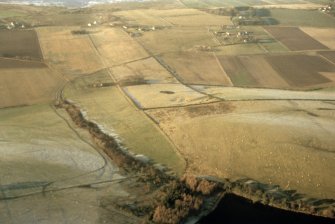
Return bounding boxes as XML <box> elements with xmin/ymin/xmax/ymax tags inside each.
<box><xmin>0</xmin><ymin>58</ymin><xmax>46</xmax><ymax>68</ymax></box>
<box><xmin>265</xmin><ymin>54</ymin><xmax>335</xmax><ymax>87</ymax></box>
<box><xmin>184</xmin><ymin>102</ymin><xmax>233</xmax><ymax>118</ymax></box>
<box><xmin>264</xmin><ymin>27</ymin><xmax>328</xmax><ymax>51</ymax></box>
<box><xmin>0</xmin><ymin>29</ymin><xmax>43</xmax><ymax>60</ymax></box>
<box><xmin>119</xmin><ymin>76</ymin><xmax>148</xmax><ymax>86</ymax></box>
<box><xmin>160</xmin><ymin>91</ymin><xmax>175</xmax><ymax>94</ymax></box>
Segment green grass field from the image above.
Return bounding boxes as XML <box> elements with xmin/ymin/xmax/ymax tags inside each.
<box><xmin>64</xmin><ymin>71</ymin><xmax>186</xmax><ymax>175</ymax></box>
<box><xmin>0</xmin><ymin>10</ymin><xmax>24</xmax><ymax>19</ymax></box>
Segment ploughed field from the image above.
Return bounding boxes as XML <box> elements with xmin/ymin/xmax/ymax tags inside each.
<box><xmin>0</xmin><ymin>30</ymin><xmax>42</xmax><ymax>60</ymax></box>
<box><xmin>218</xmin><ymin>54</ymin><xmax>335</xmax><ymax>89</ymax></box>
<box><xmin>1</xmin><ymin>1</ymin><xmax>335</xmax><ymax>223</ymax></box>
<box><xmin>264</xmin><ymin>26</ymin><xmax>328</xmax><ymax>51</ymax></box>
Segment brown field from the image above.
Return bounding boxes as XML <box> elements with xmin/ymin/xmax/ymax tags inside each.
<box><xmin>219</xmin><ymin>56</ymin><xmax>259</xmax><ymax>87</ymax></box>
<box><xmin>37</xmin><ymin>27</ymin><xmax>104</xmax><ymax>77</ymax></box>
<box><xmin>90</xmin><ymin>28</ymin><xmax>148</xmax><ymax>66</ymax></box>
<box><xmin>238</xmin><ymin>55</ymin><xmax>289</xmax><ymax>88</ymax></box>
<box><xmin>0</xmin><ymin>59</ymin><xmax>63</xmax><ymax>108</ymax></box>
<box><xmin>111</xmin><ymin>57</ymin><xmax>177</xmax><ymax>84</ymax></box>
<box><xmin>143</xmin><ymin>8</ymin><xmax>209</xmax><ymax>17</ymax></box>
<box><xmin>300</xmin><ymin>28</ymin><xmax>335</xmax><ymax>49</ymax></box>
<box><xmin>320</xmin><ymin>72</ymin><xmax>335</xmax><ymax>82</ymax></box>
<box><xmin>114</xmin><ymin>8</ymin><xmax>232</xmax><ymax>26</ymax></box>
<box><xmin>138</xmin><ymin>27</ymin><xmax>217</xmax><ymax>54</ymax></box>
<box><xmin>163</xmin><ymin>14</ymin><xmax>232</xmax><ymax>26</ymax></box>
<box><xmin>0</xmin><ymin>30</ymin><xmax>42</xmax><ymax>60</ymax></box>
<box><xmin>113</xmin><ymin>9</ymin><xmax>171</xmax><ymax>26</ymax></box>
<box><xmin>219</xmin><ymin>54</ymin><xmax>335</xmax><ymax>89</ymax></box>
<box><xmin>162</xmin><ymin>52</ymin><xmax>233</xmax><ymax>86</ymax></box>
<box><xmin>266</xmin><ymin>54</ymin><xmax>334</xmax><ymax>87</ymax></box>
<box><xmin>146</xmin><ymin>100</ymin><xmax>335</xmax><ymax>199</ymax></box>
<box><xmin>319</xmin><ymin>51</ymin><xmax>335</xmax><ymax>64</ymax></box>
<box><xmin>264</xmin><ymin>27</ymin><xmax>328</xmax><ymax>51</ymax></box>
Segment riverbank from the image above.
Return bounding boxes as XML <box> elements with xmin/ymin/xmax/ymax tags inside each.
<box><xmin>57</xmin><ymin>98</ymin><xmax>335</xmax><ymax>223</ymax></box>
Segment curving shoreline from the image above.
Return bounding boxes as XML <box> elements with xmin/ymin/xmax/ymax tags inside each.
<box><xmin>57</xmin><ymin>97</ymin><xmax>334</xmax><ymax>223</ymax></box>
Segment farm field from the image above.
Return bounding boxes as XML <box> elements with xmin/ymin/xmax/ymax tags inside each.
<box><xmin>229</xmin><ymin>26</ymin><xmax>290</xmax><ymax>53</ymax></box>
<box><xmin>113</xmin><ymin>9</ymin><xmax>172</xmax><ymax>26</ymax></box>
<box><xmin>37</xmin><ymin>27</ymin><xmax>104</xmax><ymax>77</ymax></box>
<box><xmin>267</xmin><ymin>9</ymin><xmax>335</xmax><ymax>27</ymax></box>
<box><xmin>216</xmin><ymin>43</ymin><xmax>266</xmax><ymax>55</ymax></box>
<box><xmin>163</xmin><ymin>13</ymin><xmax>232</xmax><ymax>26</ymax></box>
<box><xmin>0</xmin><ymin>30</ymin><xmax>42</xmax><ymax>60</ymax></box>
<box><xmin>63</xmin><ymin>72</ymin><xmax>186</xmax><ymax>175</ymax></box>
<box><xmin>264</xmin><ymin>26</ymin><xmax>328</xmax><ymax>51</ymax></box>
<box><xmin>266</xmin><ymin>54</ymin><xmax>335</xmax><ymax>87</ymax></box>
<box><xmin>301</xmin><ymin>28</ymin><xmax>335</xmax><ymax>49</ymax></box>
<box><xmin>113</xmin><ymin>8</ymin><xmax>231</xmax><ymax>27</ymax></box>
<box><xmin>260</xmin><ymin>41</ymin><xmax>290</xmax><ymax>52</ymax></box>
<box><xmin>162</xmin><ymin>51</ymin><xmax>233</xmax><ymax>86</ymax></box>
<box><xmin>146</xmin><ymin>100</ymin><xmax>335</xmax><ymax>199</ymax></box>
<box><xmin>1</xmin><ymin>1</ymin><xmax>335</xmax><ymax>223</ymax></box>
<box><xmin>0</xmin><ymin>10</ymin><xmax>24</xmax><ymax>19</ymax></box>
<box><xmin>123</xmin><ymin>83</ymin><xmax>217</xmax><ymax>109</ymax></box>
<box><xmin>90</xmin><ymin>28</ymin><xmax>149</xmax><ymax>66</ymax></box>
<box><xmin>219</xmin><ymin>56</ymin><xmax>259</xmax><ymax>87</ymax></box>
<box><xmin>180</xmin><ymin>0</ymin><xmax>323</xmax><ymax>8</ymax></box>
<box><xmin>180</xmin><ymin>0</ymin><xmax>267</xmax><ymax>8</ymax></box>
<box><xmin>218</xmin><ymin>54</ymin><xmax>335</xmax><ymax>89</ymax></box>
<box><xmin>253</xmin><ymin>2</ymin><xmax>323</xmax><ymax>9</ymax></box>
<box><xmin>222</xmin><ymin>55</ymin><xmax>289</xmax><ymax>88</ymax></box>
<box><xmin>319</xmin><ymin>51</ymin><xmax>335</xmax><ymax>64</ymax></box>
<box><xmin>0</xmin><ymin>59</ymin><xmax>63</xmax><ymax>108</ymax></box>
<box><xmin>32</xmin><ymin>13</ymin><xmax>108</xmax><ymax>26</ymax></box>
<box><xmin>111</xmin><ymin>57</ymin><xmax>177</xmax><ymax>84</ymax></box>
<box><xmin>192</xmin><ymin>85</ymin><xmax>335</xmax><ymax>100</ymax></box>
<box><xmin>137</xmin><ymin>27</ymin><xmax>217</xmax><ymax>54</ymax></box>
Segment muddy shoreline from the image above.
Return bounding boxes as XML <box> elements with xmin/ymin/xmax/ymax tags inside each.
<box><xmin>56</xmin><ymin>98</ymin><xmax>335</xmax><ymax>223</ymax></box>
